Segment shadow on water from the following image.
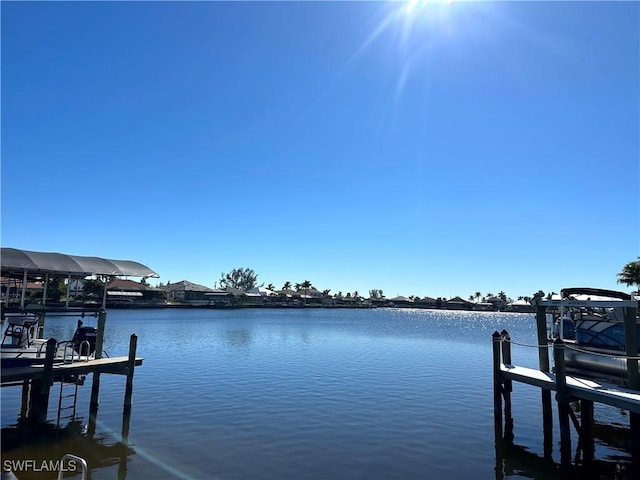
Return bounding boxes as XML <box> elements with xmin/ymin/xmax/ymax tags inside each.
<box><xmin>1</xmin><ymin>417</ymin><xmax>135</xmax><ymax>480</ymax></box>
<box><xmin>495</xmin><ymin>415</ymin><xmax>639</xmax><ymax>480</ymax></box>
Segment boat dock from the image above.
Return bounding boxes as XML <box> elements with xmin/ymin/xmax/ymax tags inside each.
<box><xmin>1</xmin><ymin>353</ymin><xmax>143</xmax><ymax>384</ymax></box>
<box><xmin>500</xmin><ymin>362</ymin><xmax>640</xmax><ymax>414</ymax></box>
<box><xmin>1</xmin><ymin>329</ymin><xmax>141</xmax><ymax>429</ymax></box>
<box><xmin>1</xmin><ymin>248</ymin><xmax>158</xmax><ymax>432</ymax></box>
<box><xmin>493</xmin><ymin>298</ymin><xmax>640</xmax><ymax>471</ymax></box>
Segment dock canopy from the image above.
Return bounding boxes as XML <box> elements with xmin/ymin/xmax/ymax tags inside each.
<box><xmin>1</xmin><ymin>248</ymin><xmax>159</xmax><ymax>279</ymax></box>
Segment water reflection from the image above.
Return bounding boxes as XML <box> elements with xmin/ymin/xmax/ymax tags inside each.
<box><xmin>221</xmin><ymin>329</ymin><xmax>253</xmax><ymax>348</ymax></box>
<box><xmin>494</xmin><ymin>414</ymin><xmax>638</xmax><ymax>480</ymax></box>
<box><xmin>1</xmin><ymin>417</ymin><xmax>135</xmax><ymax>480</ymax></box>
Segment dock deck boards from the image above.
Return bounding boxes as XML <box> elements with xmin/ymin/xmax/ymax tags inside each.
<box><xmin>1</xmin><ymin>356</ymin><xmax>143</xmax><ymax>383</ymax></box>
<box><xmin>501</xmin><ymin>363</ymin><xmax>640</xmax><ymax>414</ymax></box>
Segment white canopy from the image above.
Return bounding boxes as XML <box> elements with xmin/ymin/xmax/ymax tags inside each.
<box><xmin>1</xmin><ymin>247</ymin><xmax>159</xmax><ymax>278</ymax></box>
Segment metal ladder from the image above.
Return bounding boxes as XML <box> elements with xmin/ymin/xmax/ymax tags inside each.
<box><xmin>56</xmin><ymin>380</ymin><xmax>80</xmax><ymax>427</ymax></box>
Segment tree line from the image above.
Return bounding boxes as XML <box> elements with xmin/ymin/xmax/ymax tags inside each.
<box><xmin>214</xmin><ymin>258</ymin><xmax>640</xmax><ymax>301</ymax></box>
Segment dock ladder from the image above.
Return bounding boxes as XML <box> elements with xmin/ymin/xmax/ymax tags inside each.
<box><xmin>56</xmin><ymin>377</ymin><xmax>83</xmax><ymax>427</ymax></box>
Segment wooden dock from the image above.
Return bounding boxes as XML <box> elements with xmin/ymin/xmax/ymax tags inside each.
<box><xmin>493</xmin><ymin>298</ymin><xmax>640</xmax><ymax>470</ymax></box>
<box><xmin>1</xmin><ymin>356</ymin><xmax>143</xmax><ymax>383</ymax></box>
<box><xmin>500</xmin><ymin>363</ymin><xmax>640</xmax><ymax>414</ymax></box>
<box><xmin>1</xmin><ymin>333</ymin><xmax>141</xmax><ymax>429</ymax></box>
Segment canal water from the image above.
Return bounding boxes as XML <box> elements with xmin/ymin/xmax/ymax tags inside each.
<box><xmin>1</xmin><ymin>308</ymin><xmax>635</xmax><ymax>479</ymax></box>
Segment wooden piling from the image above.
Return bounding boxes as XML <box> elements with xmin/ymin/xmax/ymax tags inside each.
<box><xmin>580</xmin><ymin>400</ymin><xmax>594</xmax><ymax>463</ymax></box>
<box><xmin>20</xmin><ymin>380</ymin><xmax>30</xmax><ymax>420</ymax></box>
<box><xmin>88</xmin><ymin>309</ymin><xmax>107</xmax><ymax>436</ymax></box>
<box><xmin>493</xmin><ymin>331</ymin><xmax>503</xmax><ymax>445</ymax></box>
<box><xmin>553</xmin><ymin>338</ymin><xmax>572</xmax><ymax>468</ymax></box>
<box><xmin>501</xmin><ymin>333</ymin><xmax>514</xmax><ymax>445</ymax></box>
<box><xmin>500</xmin><ymin>330</ymin><xmax>513</xmax><ymax>444</ymax></box>
<box><xmin>29</xmin><ymin>338</ymin><xmax>57</xmax><ymax>424</ymax></box>
<box><xmin>95</xmin><ymin>310</ymin><xmax>107</xmax><ymax>359</ymax></box>
<box><xmin>123</xmin><ymin>334</ymin><xmax>138</xmax><ymax>416</ymax></box>
<box><xmin>536</xmin><ymin>305</ymin><xmax>553</xmax><ymax>458</ymax></box>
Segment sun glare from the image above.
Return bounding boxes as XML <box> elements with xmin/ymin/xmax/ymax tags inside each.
<box><xmin>403</xmin><ymin>0</ymin><xmax>454</xmax><ymax>18</ymax></box>
<box><xmin>349</xmin><ymin>0</ymin><xmax>471</xmax><ymax>102</ymax></box>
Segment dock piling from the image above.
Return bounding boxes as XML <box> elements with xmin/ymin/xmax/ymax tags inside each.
<box><xmin>580</xmin><ymin>399</ymin><xmax>594</xmax><ymax>463</ymax></box>
<box><xmin>123</xmin><ymin>334</ymin><xmax>138</xmax><ymax>416</ymax></box>
<box><xmin>500</xmin><ymin>330</ymin><xmax>514</xmax><ymax>444</ymax></box>
<box><xmin>493</xmin><ymin>331</ymin><xmax>503</xmax><ymax>446</ymax></box>
<box><xmin>535</xmin><ymin>305</ymin><xmax>553</xmax><ymax>458</ymax></box>
<box><xmin>20</xmin><ymin>380</ymin><xmax>30</xmax><ymax>420</ymax></box>
<box><xmin>29</xmin><ymin>338</ymin><xmax>57</xmax><ymax>424</ymax></box>
<box><xmin>553</xmin><ymin>338</ymin><xmax>572</xmax><ymax>468</ymax></box>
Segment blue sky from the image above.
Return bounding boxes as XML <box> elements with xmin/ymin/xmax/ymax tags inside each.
<box><xmin>2</xmin><ymin>1</ymin><xmax>638</xmax><ymax>299</ymax></box>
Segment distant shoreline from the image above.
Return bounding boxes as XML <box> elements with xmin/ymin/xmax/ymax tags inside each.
<box><xmin>102</xmin><ymin>302</ymin><xmax>536</xmax><ymax>314</ymax></box>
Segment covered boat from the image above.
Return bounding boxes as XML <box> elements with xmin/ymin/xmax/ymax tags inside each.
<box><xmin>547</xmin><ymin>287</ymin><xmax>639</xmax><ymax>382</ymax></box>
<box><xmin>1</xmin><ymin>314</ymin><xmax>97</xmax><ymax>368</ymax></box>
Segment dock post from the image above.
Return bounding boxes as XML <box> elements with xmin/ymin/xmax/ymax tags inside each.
<box><xmin>536</xmin><ymin>305</ymin><xmax>553</xmax><ymax>458</ymax></box>
<box><xmin>553</xmin><ymin>338</ymin><xmax>571</xmax><ymax>469</ymax></box>
<box><xmin>88</xmin><ymin>309</ymin><xmax>107</xmax><ymax>437</ymax></box>
<box><xmin>29</xmin><ymin>338</ymin><xmax>57</xmax><ymax>424</ymax></box>
<box><xmin>123</xmin><ymin>334</ymin><xmax>138</xmax><ymax>417</ymax></box>
<box><xmin>624</xmin><ymin>306</ymin><xmax>640</xmax><ymax>460</ymax></box>
<box><xmin>94</xmin><ymin>310</ymin><xmax>107</xmax><ymax>359</ymax></box>
<box><xmin>20</xmin><ymin>380</ymin><xmax>31</xmax><ymax>420</ymax></box>
<box><xmin>500</xmin><ymin>330</ymin><xmax>514</xmax><ymax>445</ymax></box>
<box><xmin>580</xmin><ymin>400</ymin><xmax>594</xmax><ymax>463</ymax></box>
<box><xmin>493</xmin><ymin>331</ymin><xmax>503</xmax><ymax>446</ymax></box>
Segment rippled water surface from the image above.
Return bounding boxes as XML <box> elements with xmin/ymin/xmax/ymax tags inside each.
<box><xmin>1</xmin><ymin>308</ymin><xmax>634</xmax><ymax>479</ymax></box>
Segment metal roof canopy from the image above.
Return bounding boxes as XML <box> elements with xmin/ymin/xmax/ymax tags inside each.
<box><xmin>1</xmin><ymin>248</ymin><xmax>159</xmax><ymax>279</ymax></box>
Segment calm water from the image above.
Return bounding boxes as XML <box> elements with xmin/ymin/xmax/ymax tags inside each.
<box><xmin>1</xmin><ymin>308</ymin><xmax>634</xmax><ymax>479</ymax></box>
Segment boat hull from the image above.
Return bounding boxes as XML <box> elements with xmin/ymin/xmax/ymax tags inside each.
<box><xmin>564</xmin><ymin>346</ymin><xmax>630</xmax><ymax>379</ymax></box>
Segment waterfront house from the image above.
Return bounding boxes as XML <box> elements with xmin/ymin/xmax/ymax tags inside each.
<box><xmin>106</xmin><ymin>279</ymin><xmax>160</xmax><ymax>305</ymax></box>
<box><xmin>162</xmin><ymin>280</ymin><xmax>217</xmax><ymax>304</ymax></box>
<box><xmin>389</xmin><ymin>296</ymin><xmax>414</xmax><ymax>308</ymax></box>
<box><xmin>445</xmin><ymin>296</ymin><xmax>473</xmax><ymax>310</ymax></box>
<box><xmin>507</xmin><ymin>299</ymin><xmax>535</xmax><ymax>313</ymax></box>
<box><xmin>485</xmin><ymin>295</ymin><xmax>505</xmax><ymax>311</ymax></box>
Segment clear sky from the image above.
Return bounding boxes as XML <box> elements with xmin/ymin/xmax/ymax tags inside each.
<box><xmin>1</xmin><ymin>1</ymin><xmax>638</xmax><ymax>300</ymax></box>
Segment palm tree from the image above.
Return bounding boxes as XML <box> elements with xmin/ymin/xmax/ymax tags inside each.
<box><xmin>301</xmin><ymin>280</ymin><xmax>312</xmax><ymax>305</ymax></box>
<box><xmin>282</xmin><ymin>281</ymin><xmax>292</xmax><ymax>291</ymax></box>
<box><xmin>618</xmin><ymin>257</ymin><xmax>640</xmax><ymax>293</ymax></box>
<box><xmin>475</xmin><ymin>292</ymin><xmax>481</xmax><ymax>302</ymax></box>
<box><xmin>267</xmin><ymin>283</ymin><xmax>276</xmax><ymax>291</ymax></box>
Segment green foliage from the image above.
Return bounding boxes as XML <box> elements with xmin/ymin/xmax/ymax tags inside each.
<box><xmin>618</xmin><ymin>257</ymin><xmax>640</xmax><ymax>292</ymax></box>
<box><xmin>83</xmin><ymin>278</ymin><xmax>105</xmax><ymax>297</ymax></box>
<box><xmin>218</xmin><ymin>267</ymin><xmax>259</xmax><ymax>291</ymax></box>
<box><xmin>46</xmin><ymin>278</ymin><xmax>66</xmax><ymax>302</ymax></box>
<box><xmin>369</xmin><ymin>289</ymin><xmax>384</xmax><ymax>299</ymax></box>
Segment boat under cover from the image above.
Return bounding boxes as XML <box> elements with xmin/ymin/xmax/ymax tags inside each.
<box><xmin>1</xmin><ymin>314</ymin><xmax>97</xmax><ymax>368</ymax></box>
